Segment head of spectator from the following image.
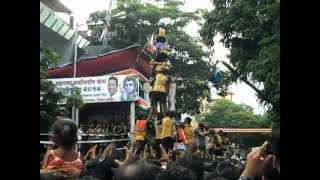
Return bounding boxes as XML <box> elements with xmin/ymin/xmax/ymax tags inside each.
<box><xmin>177</xmin><ymin>154</ymin><xmax>204</xmax><ymax>180</ymax></box>
<box><xmin>203</xmin><ymin>170</ymin><xmax>219</xmax><ymax>180</ymax></box>
<box><xmin>198</xmin><ymin>123</ymin><xmax>205</xmax><ymax>131</ymax></box>
<box><xmin>40</xmin><ymin>172</ymin><xmax>66</xmax><ymax>180</ymax></box>
<box><xmin>156</xmin><ymin>165</ymin><xmax>197</xmax><ymax>180</ymax></box>
<box><xmin>203</xmin><ymin>162</ymin><xmax>215</xmax><ymax>173</ymax></box>
<box><xmin>83</xmin><ymin>159</ymin><xmax>101</xmax><ymax>177</ymax></box>
<box><xmin>185</xmin><ymin>117</ymin><xmax>192</xmax><ymax>125</ymax></box>
<box><xmin>216</xmin><ymin>161</ymin><xmax>230</xmax><ymax>174</ymax></box>
<box><xmin>166</xmin><ymin>111</ymin><xmax>176</xmax><ymax>118</ymax></box>
<box><xmin>206</xmin><ymin>177</ymin><xmax>227</xmax><ymax>180</ymax></box>
<box><xmin>114</xmin><ymin>160</ymin><xmax>160</xmax><ymax>180</ymax></box>
<box><xmin>220</xmin><ymin>165</ymin><xmax>237</xmax><ymax>180</ymax></box>
<box><xmin>94</xmin><ymin>157</ymin><xmax>117</xmax><ymax>180</ymax></box>
<box><xmin>51</xmin><ymin>117</ymin><xmax>78</xmax><ymax>150</ymax></box>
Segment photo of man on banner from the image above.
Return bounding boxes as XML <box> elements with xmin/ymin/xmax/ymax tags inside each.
<box><xmin>107</xmin><ymin>76</ymin><xmax>121</xmax><ymax>101</ymax></box>
<box><xmin>121</xmin><ymin>76</ymin><xmax>139</xmax><ymax>101</ymax></box>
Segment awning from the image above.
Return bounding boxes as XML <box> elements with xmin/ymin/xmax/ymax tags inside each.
<box><xmin>48</xmin><ymin>45</ymin><xmax>153</xmax><ymax>79</ymax></box>
<box><xmin>41</xmin><ymin>0</ymin><xmax>72</xmax><ymax>14</ymax></box>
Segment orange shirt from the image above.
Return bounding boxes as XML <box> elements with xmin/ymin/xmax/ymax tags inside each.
<box><xmin>44</xmin><ymin>150</ymin><xmax>83</xmax><ymax>176</ymax></box>
<box><xmin>184</xmin><ymin>124</ymin><xmax>195</xmax><ymax>145</ymax></box>
<box><xmin>135</xmin><ymin>120</ymin><xmax>147</xmax><ymax>141</ymax></box>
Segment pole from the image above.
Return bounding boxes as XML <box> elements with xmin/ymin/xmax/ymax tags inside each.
<box><xmin>130</xmin><ymin>101</ymin><xmax>135</xmax><ymax>148</ymax></box>
<box><xmin>72</xmin><ymin>21</ymin><xmax>79</xmax><ymax>151</ymax></box>
<box><xmin>73</xmin><ymin>23</ymin><xmax>78</xmax><ymax>78</ymax></box>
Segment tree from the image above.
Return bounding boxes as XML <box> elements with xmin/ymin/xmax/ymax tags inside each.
<box><xmin>200</xmin><ymin>99</ymin><xmax>271</xmax><ymax>149</ymax></box>
<box><xmin>200</xmin><ymin>0</ymin><xmax>280</xmax><ymax>125</ymax></box>
<box><xmin>40</xmin><ymin>43</ymin><xmax>84</xmax><ymax>133</ymax></box>
<box><xmin>87</xmin><ymin>0</ymin><xmax>214</xmax><ymax>114</ymax></box>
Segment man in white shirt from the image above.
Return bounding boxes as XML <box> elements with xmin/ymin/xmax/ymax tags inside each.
<box><xmin>107</xmin><ymin>76</ymin><xmax>121</xmax><ymax>101</ymax></box>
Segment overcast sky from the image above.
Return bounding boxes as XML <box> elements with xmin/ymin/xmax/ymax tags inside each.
<box><xmin>59</xmin><ymin>0</ymin><xmax>266</xmax><ymax>114</ymax></box>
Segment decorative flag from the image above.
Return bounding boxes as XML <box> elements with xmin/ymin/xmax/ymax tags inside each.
<box><xmin>136</xmin><ymin>98</ymin><xmax>150</xmax><ymax>110</ymax></box>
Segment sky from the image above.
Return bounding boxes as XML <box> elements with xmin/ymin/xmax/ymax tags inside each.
<box><xmin>59</xmin><ymin>0</ymin><xmax>266</xmax><ymax>114</ymax></box>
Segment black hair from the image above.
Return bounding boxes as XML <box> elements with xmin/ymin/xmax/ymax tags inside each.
<box><xmin>203</xmin><ymin>171</ymin><xmax>219</xmax><ymax>180</ymax></box>
<box><xmin>95</xmin><ymin>157</ymin><xmax>116</xmax><ymax>180</ymax></box>
<box><xmin>185</xmin><ymin>117</ymin><xmax>192</xmax><ymax>124</ymax></box>
<box><xmin>123</xmin><ymin>76</ymin><xmax>138</xmax><ymax>92</ymax></box>
<box><xmin>203</xmin><ymin>162</ymin><xmax>215</xmax><ymax>172</ymax></box>
<box><xmin>177</xmin><ymin>154</ymin><xmax>204</xmax><ymax>180</ymax></box>
<box><xmin>234</xmin><ymin>165</ymin><xmax>245</xmax><ymax>179</ymax></box>
<box><xmin>83</xmin><ymin>159</ymin><xmax>101</xmax><ymax>177</ymax></box>
<box><xmin>83</xmin><ymin>157</ymin><xmax>117</xmax><ymax>180</ymax></box>
<box><xmin>166</xmin><ymin>111</ymin><xmax>176</xmax><ymax>118</ymax></box>
<box><xmin>147</xmin><ymin>159</ymin><xmax>161</xmax><ymax>167</ymax></box>
<box><xmin>156</xmin><ymin>165</ymin><xmax>197</xmax><ymax>180</ymax></box>
<box><xmin>220</xmin><ymin>166</ymin><xmax>236</xmax><ymax>180</ymax></box>
<box><xmin>108</xmin><ymin>76</ymin><xmax>118</xmax><ymax>85</ymax></box>
<box><xmin>216</xmin><ymin>161</ymin><xmax>230</xmax><ymax>174</ymax></box>
<box><xmin>51</xmin><ymin>117</ymin><xmax>78</xmax><ymax>149</ymax></box>
<box><xmin>209</xmin><ymin>177</ymin><xmax>227</xmax><ymax>180</ymax></box>
<box><xmin>104</xmin><ymin>155</ymin><xmax>119</xmax><ymax>168</ymax></box>
<box><xmin>211</xmin><ymin>161</ymin><xmax>219</xmax><ymax>169</ymax></box>
<box><xmin>114</xmin><ymin>160</ymin><xmax>160</xmax><ymax>180</ymax></box>
<box><xmin>157</xmin><ymin>113</ymin><xmax>164</xmax><ymax>124</ymax></box>
<box><xmin>198</xmin><ymin>123</ymin><xmax>205</xmax><ymax>130</ymax></box>
<box><xmin>40</xmin><ymin>173</ymin><xmax>66</xmax><ymax>180</ymax></box>
<box><xmin>179</xmin><ymin>123</ymin><xmax>185</xmax><ymax>129</ymax></box>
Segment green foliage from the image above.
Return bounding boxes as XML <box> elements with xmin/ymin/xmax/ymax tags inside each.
<box><xmin>200</xmin><ymin>0</ymin><xmax>280</xmax><ymax>122</ymax></box>
<box><xmin>40</xmin><ymin>43</ymin><xmax>84</xmax><ymax>133</ymax></box>
<box><xmin>200</xmin><ymin>99</ymin><xmax>271</xmax><ymax>149</ymax></box>
<box><xmin>87</xmin><ymin>0</ymin><xmax>213</xmax><ymax>114</ymax></box>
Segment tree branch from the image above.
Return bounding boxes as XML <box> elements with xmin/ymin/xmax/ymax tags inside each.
<box><xmin>218</xmin><ymin>60</ymin><xmax>275</xmax><ymax>106</ymax></box>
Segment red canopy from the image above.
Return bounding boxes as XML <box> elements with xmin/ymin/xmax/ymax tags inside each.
<box><xmin>48</xmin><ymin>45</ymin><xmax>153</xmax><ymax>79</ymax></box>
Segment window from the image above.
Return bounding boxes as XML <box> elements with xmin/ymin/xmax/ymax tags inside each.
<box><xmin>64</xmin><ymin>29</ymin><xmax>75</xmax><ymax>40</ymax></box>
<box><xmin>44</xmin><ymin>14</ymin><xmax>56</xmax><ymax>28</ymax></box>
<box><xmin>40</xmin><ymin>9</ymin><xmax>51</xmax><ymax>23</ymax></box>
<box><xmin>58</xmin><ymin>24</ymin><xmax>69</xmax><ymax>36</ymax></box>
<box><xmin>51</xmin><ymin>19</ymin><xmax>64</xmax><ymax>32</ymax></box>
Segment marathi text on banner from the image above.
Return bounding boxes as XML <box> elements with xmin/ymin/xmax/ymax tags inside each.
<box><xmin>49</xmin><ymin>75</ymin><xmax>139</xmax><ymax>104</ymax></box>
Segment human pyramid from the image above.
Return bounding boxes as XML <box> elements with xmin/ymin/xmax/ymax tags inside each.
<box><xmin>131</xmin><ymin>24</ymin><xmax>183</xmax><ymax>157</ymax></box>
<box><xmin>147</xmin><ymin>24</ymin><xmax>173</xmax><ymax>121</ymax></box>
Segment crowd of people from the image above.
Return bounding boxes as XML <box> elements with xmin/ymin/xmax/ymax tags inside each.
<box><xmin>79</xmin><ymin>119</ymin><xmax>129</xmax><ymax>137</ymax></box>
<box><xmin>40</xmin><ymin>116</ymin><xmax>280</xmax><ymax>180</ymax></box>
<box><xmin>40</xmin><ymin>27</ymin><xmax>280</xmax><ymax>180</ymax></box>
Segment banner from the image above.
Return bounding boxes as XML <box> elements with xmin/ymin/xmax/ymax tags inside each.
<box><xmin>49</xmin><ymin>75</ymin><xmax>139</xmax><ymax>104</ymax></box>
